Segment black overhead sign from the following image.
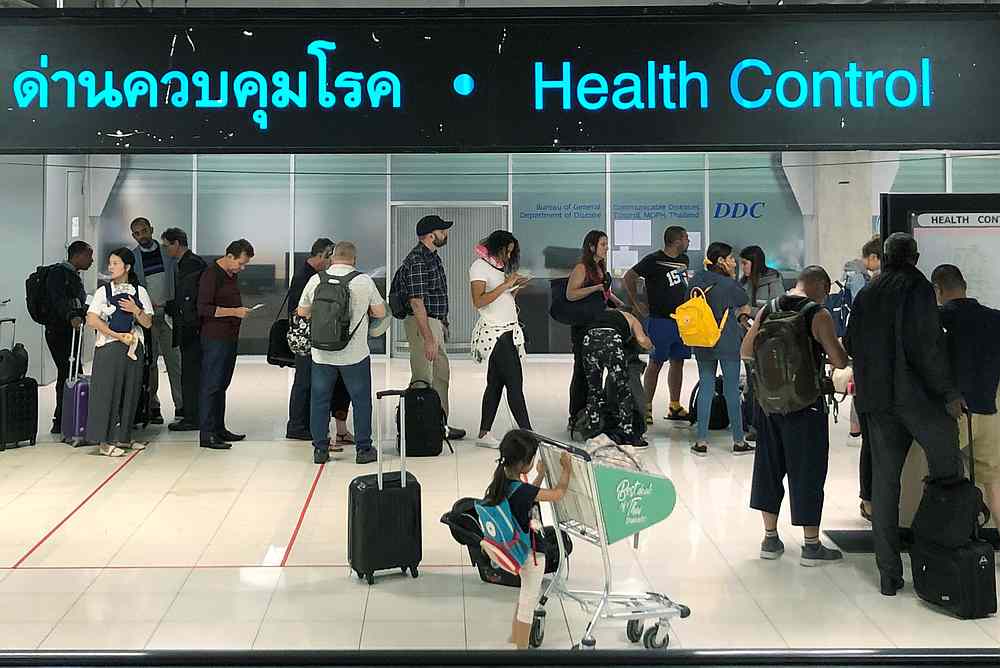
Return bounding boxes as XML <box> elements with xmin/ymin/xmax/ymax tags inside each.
<box><xmin>0</xmin><ymin>7</ymin><xmax>998</xmax><ymax>153</ymax></box>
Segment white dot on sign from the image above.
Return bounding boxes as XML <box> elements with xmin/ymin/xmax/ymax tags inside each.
<box><xmin>424</xmin><ymin>35</ymin><xmax>431</xmax><ymax>40</ymax></box>
<box><xmin>242</xmin><ymin>30</ymin><xmax>253</xmax><ymax>37</ymax></box>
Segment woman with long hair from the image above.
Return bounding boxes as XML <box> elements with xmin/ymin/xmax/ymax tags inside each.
<box><xmin>687</xmin><ymin>242</ymin><xmax>753</xmax><ymax>457</ymax></box>
<box><xmin>470</xmin><ymin>231</ymin><xmax>532</xmax><ymax>447</ymax></box>
<box><xmin>85</xmin><ymin>247</ymin><xmax>154</xmax><ymax>457</ymax></box>
<box><xmin>739</xmin><ymin>245</ymin><xmax>785</xmax><ymax>315</ymax></box>
<box><xmin>565</xmin><ymin>230</ymin><xmax>624</xmax><ymax>428</ymax></box>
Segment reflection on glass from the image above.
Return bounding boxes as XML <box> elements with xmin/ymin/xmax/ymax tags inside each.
<box><xmin>892</xmin><ymin>152</ymin><xmax>945</xmax><ymax>193</ymax></box>
<box><xmin>391</xmin><ymin>153</ymin><xmax>508</xmax><ymax>202</ymax></box>
<box><xmin>295</xmin><ymin>155</ymin><xmax>388</xmax><ymax>354</ymax></box>
<box><xmin>708</xmin><ymin>153</ymin><xmax>805</xmax><ymax>273</ymax></box>
<box><xmin>953</xmin><ymin>156</ymin><xmax>1000</xmax><ymax>193</ymax></box>
<box><xmin>197</xmin><ymin>154</ymin><xmax>290</xmax><ymax>355</ymax></box>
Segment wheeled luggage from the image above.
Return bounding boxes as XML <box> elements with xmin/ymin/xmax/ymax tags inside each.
<box><xmin>0</xmin><ymin>317</ymin><xmax>28</xmax><ymax>386</ymax></box>
<box><xmin>0</xmin><ymin>318</ymin><xmax>36</xmax><ymax>450</ymax></box>
<box><xmin>394</xmin><ymin>380</ymin><xmax>453</xmax><ymax>457</ymax></box>
<box><xmin>61</xmin><ymin>326</ymin><xmax>90</xmax><ymax>446</ymax></box>
<box><xmin>348</xmin><ymin>388</ymin><xmax>422</xmax><ymax>585</ymax></box>
<box><xmin>911</xmin><ymin>411</ymin><xmax>998</xmax><ymax>619</ymax></box>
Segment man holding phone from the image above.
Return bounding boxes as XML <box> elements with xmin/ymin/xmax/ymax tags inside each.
<box><xmin>197</xmin><ymin>238</ymin><xmax>255</xmax><ymax>450</ymax></box>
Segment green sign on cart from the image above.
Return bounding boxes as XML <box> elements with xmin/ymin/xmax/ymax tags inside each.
<box><xmin>594</xmin><ymin>466</ymin><xmax>677</xmax><ymax>545</ymax></box>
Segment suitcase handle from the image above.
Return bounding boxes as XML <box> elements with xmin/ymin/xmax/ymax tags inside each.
<box><xmin>375</xmin><ymin>389</ymin><xmax>408</xmax><ymax>490</ymax></box>
<box><xmin>68</xmin><ymin>325</ymin><xmax>85</xmax><ymax>384</ymax></box>
<box><xmin>0</xmin><ymin>318</ymin><xmax>14</xmax><ymax>350</ymax></box>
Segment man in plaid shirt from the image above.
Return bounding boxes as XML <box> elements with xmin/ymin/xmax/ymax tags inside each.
<box><xmin>394</xmin><ymin>215</ymin><xmax>466</xmax><ymax>441</ymax></box>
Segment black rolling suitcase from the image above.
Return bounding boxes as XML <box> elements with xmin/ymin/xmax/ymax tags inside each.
<box><xmin>0</xmin><ymin>319</ymin><xmax>37</xmax><ymax>450</ymax></box>
<box><xmin>348</xmin><ymin>388</ymin><xmax>422</xmax><ymax>585</ymax></box>
<box><xmin>911</xmin><ymin>411</ymin><xmax>997</xmax><ymax>619</ymax></box>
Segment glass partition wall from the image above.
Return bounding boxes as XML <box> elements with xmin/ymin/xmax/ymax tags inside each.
<box><xmin>100</xmin><ymin>150</ymin><xmax>972</xmax><ymax>355</ymax></box>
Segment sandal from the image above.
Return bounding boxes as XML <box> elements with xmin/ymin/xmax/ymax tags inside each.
<box><xmin>665</xmin><ymin>405</ymin><xmax>690</xmax><ymax>421</ymax></box>
<box><xmin>99</xmin><ymin>443</ymin><xmax>127</xmax><ymax>458</ymax></box>
<box><xmin>336</xmin><ymin>431</ymin><xmax>355</xmax><ymax>446</ymax></box>
<box><xmin>120</xmin><ymin>441</ymin><xmax>147</xmax><ymax>451</ymax></box>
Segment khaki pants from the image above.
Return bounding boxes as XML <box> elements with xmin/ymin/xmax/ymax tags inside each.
<box><xmin>404</xmin><ymin>316</ymin><xmax>450</xmax><ymax>418</ymax></box>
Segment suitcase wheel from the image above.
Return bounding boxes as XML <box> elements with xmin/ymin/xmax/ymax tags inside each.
<box><xmin>410</xmin><ymin>566</ymin><xmax>419</xmax><ymax>579</ymax></box>
<box><xmin>366</xmin><ymin>573</ymin><xmax>374</xmax><ymax>586</ymax></box>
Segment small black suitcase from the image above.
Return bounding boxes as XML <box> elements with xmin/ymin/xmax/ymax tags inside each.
<box><xmin>0</xmin><ymin>376</ymin><xmax>38</xmax><ymax>450</ymax></box>
<box><xmin>911</xmin><ymin>411</ymin><xmax>998</xmax><ymax>619</ymax></box>
<box><xmin>348</xmin><ymin>388</ymin><xmax>422</xmax><ymax>585</ymax></box>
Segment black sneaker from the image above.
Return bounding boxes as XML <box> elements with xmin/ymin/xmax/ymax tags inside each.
<box><xmin>355</xmin><ymin>448</ymin><xmax>377</xmax><ymax>465</ymax></box>
<box><xmin>285</xmin><ymin>430</ymin><xmax>312</xmax><ymax>441</ymax></box>
<box><xmin>149</xmin><ymin>414</ymin><xmax>165</xmax><ymax>425</ymax></box>
<box><xmin>632</xmin><ymin>439</ymin><xmax>650</xmax><ymax>449</ymax></box>
<box><xmin>745</xmin><ymin>429</ymin><xmax>757</xmax><ymax>443</ymax></box>
<box><xmin>314</xmin><ymin>447</ymin><xmax>331</xmax><ymax>465</ymax></box>
<box><xmin>800</xmin><ymin>543</ymin><xmax>843</xmax><ymax>567</ymax></box>
<box><xmin>733</xmin><ymin>442</ymin><xmax>756</xmax><ymax>456</ymax></box>
<box><xmin>690</xmin><ymin>442</ymin><xmax>708</xmax><ymax>457</ymax></box>
<box><xmin>760</xmin><ymin>535</ymin><xmax>785</xmax><ymax>560</ymax></box>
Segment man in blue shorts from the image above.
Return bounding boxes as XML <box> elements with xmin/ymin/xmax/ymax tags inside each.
<box><xmin>624</xmin><ymin>226</ymin><xmax>692</xmax><ymax>424</ymax></box>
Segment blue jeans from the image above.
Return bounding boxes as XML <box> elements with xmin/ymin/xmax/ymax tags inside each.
<box><xmin>696</xmin><ymin>358</ymin><xmax>744</xmax><ymax>443</ymax></box>
<box><xmin>311</xmin><ymin>356</ymin><xmax>373</xmax><ymax>454</ymax></box>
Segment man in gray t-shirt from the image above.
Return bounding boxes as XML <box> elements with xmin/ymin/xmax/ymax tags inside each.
<box><xmin>131</xmin><ymin>216</ymin><xmax>181</xmax><ymax>424</ymax></box>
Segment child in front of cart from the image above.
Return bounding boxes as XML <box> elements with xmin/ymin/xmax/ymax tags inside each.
<box><xmin>483</xmin><ymin>430</ymin><xmax>572</xmax><ymax>649</ymax></box>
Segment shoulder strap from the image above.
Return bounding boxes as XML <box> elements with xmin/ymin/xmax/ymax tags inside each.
<box><xmin>104</xmin><ymin>282</ymin><xmax>112</xmax><ymax>302</ymax></box>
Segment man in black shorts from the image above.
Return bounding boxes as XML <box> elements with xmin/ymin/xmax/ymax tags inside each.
<box><xmin>741</xmin><ymin>266</ymin><xmax>849</xmax><ymax>567</ymax></box>
<box><xmin>624</xmin><ymin>226</ymin><xmax>691</xmax><ymax>424</ymax></box>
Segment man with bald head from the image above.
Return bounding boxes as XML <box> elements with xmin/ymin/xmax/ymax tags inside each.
<box><xmin>845</xmin><ymin>232</ymin><xmax>963</xmax><ymax>597</ymax></box>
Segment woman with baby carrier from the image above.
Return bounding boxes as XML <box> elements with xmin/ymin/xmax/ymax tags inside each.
<box><xmin>469</xmin><ymin>231</ymin><xmax>533</xmax><ymax>448</ymax></box>
<box><xmin>85</xmin><ymin>248</ymin><xmax>154</xmax><ymax>457</ymax></box>
<box><xmin>686</xmin><ymin>242</ymin><xmax>754</xmax><ymax>457</ymax></box>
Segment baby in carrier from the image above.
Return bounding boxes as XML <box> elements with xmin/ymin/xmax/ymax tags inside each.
<box><xmin>476</xmin><ymin>430</ymin><xmax>572</xmax><ymax>649</ymax></box>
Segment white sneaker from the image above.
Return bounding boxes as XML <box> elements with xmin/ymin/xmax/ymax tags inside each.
<box><xmin>476</xmin><ymin>433</ymin><xmax>500</xmax><ymax>449</ymax></box>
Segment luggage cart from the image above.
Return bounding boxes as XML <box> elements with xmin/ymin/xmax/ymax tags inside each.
<box><xmin>528</xmin><ymin>432</ymin><xmax>690</xmax><ymax>650</ymax></box>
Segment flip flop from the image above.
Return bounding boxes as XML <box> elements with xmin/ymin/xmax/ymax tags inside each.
<box><xmin>336</xmin><ymin>432</ymin><xmax>355</xmax><ymax>446</ymax></box>
<box><xmin>99</xmin><ymin>443</ymin><xmax>127</xmax><ymax>458</ymax></box>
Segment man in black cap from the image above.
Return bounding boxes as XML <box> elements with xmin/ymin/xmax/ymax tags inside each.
<box><xmin>390</xmin><ymin>215</ymin><xmax>465</xmax><ymax>440</ymax></box>
<box><xmin>845</xmin><ymin>232</ymin><xmax>963</xmax><ymax>597</ymax></box>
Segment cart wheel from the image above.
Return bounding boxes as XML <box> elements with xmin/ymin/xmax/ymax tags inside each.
<box><xmin>626</xmin><ymin>619</ymin><xmax>644</xmax><ymax>643</ymax></box>
<box><xmin>642</xmin><ymin>624</ymin><xmax>669</xmax><ymax>650</ymax></box>
<box><xmin>529</xmin><ymin>616</ymin><xmax>545</xmax><ymax>648</ymax></box>
<box><xmin>410</xmin><ymin>566</ymin><xmax>419</xmax><ymax>578</ymax></box>
<box><xmin>366</xmin><ymin>573</ymin><xmax>374</xmax><ymax>586</ymax></box>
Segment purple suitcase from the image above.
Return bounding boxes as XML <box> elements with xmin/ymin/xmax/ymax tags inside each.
<box><xmin>61</xmin><ymin>327</ymin><xmax>90</xmax><ymax>446</ymax></box>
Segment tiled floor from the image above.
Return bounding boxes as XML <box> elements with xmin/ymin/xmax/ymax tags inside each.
<box><xmin>0</xmin><ymin>358</ymin><xmax>997</xmax><ymax>651</ymax></box>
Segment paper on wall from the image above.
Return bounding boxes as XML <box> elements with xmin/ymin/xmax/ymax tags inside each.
<box><xmin>688</xmin><ymin>231</ymin><xmax>702</xmax><ymax>251</ymax></box>
<box><xmin>614</xmin><ymin>219</ymin><xmax>652</xmax><ymax>247</ymax></box>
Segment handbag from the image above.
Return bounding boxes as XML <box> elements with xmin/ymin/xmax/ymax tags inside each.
<box><xmin>548</xmin><ymin>277</ymin><xmax>605</xmax><ymax>326</ymax></box>
<box><xmin>267</xmin><ymin>292</ymin><xmax>295</xmax><ymax>368</ymax></box>
<box><xmin>286</xmin><ymin>313</ymin><xmax>311</xmax><ymax>356</ymax></box>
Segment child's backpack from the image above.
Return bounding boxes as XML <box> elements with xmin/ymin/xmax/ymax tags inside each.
<box><xmin>474</xmin><ymin>482</ymin><xmax>535</xmax><ymax>576</ymax></box>
<box><xmin>672</xmin><ymin>286</ymin><xmax>728</xmax><ymax>348</ymax></box>
<box><xmin>104</xmin><ymin>284</ymin><xmax>144</xmax><ymax>334</ymax></box>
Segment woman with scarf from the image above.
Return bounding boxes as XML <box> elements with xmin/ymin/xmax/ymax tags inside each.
<box><xmin>469</xmin><ymin>231</ymin><xmax>532</xmax><ymax>448</ymax></box>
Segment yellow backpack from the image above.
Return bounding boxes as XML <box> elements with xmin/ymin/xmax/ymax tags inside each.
<box><xmin>671</xmin><ymin>286</ymin><xmax>729</xmax><ymax>348</ymax></box>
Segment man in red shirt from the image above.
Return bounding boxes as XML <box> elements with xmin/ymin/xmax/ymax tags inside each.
<box><xmin>197</xmin><ymin>239</ymin><xmax>254</xmax><ymax>450</ymax></box>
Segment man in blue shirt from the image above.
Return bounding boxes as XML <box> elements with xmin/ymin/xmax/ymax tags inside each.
<box><xmin>932</xmin><ymin>263</ymin><xmax>1000</xmax><ymax>521</ymax></box>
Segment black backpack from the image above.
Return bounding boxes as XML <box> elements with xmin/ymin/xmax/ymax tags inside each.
<box><xmin>688</xmin><ymin>376</ymin><xmax>730</xmax><ymax>430</ymax></box>
<box><xmin>26</xmin><ymin>264</ymin><xmax>56</xmax><ymax>326</ymax></box>
<box><xmin>395</xmin><ymin>381</ymin><xmax>454</xmax><ymax>457</ymax></box>
<box><xmin>751</xmin><ymin>298</ymin><xmax>824</xmax><ymax>416</ymax></box>
<box><xmin>388</xmin><ymin>266</ymin><xmax>409</xmax><ymax>319</ymax></box>
<box><xmin>310</xmin><ymin>271</ymin><xmax>362</xmax><ymax>352</ymax></box>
